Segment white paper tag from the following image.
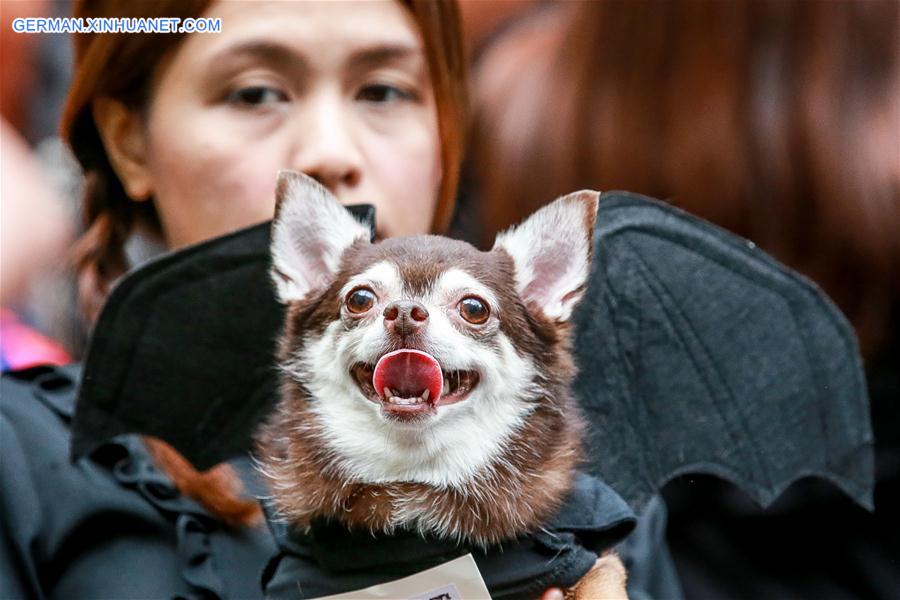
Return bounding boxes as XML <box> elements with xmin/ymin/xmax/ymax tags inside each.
<box><xmin>311</xmin><ymin>554</ymin><xmax>492</xmax><ymax>600</ymax></box>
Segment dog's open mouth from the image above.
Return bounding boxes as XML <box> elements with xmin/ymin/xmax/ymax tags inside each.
<box><xmin>350</xmin><ymin>349</ymin><xmax>479</xmax><ymax>421</ymax></box>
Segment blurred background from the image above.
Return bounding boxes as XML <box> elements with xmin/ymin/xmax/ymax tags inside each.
<box><xmin>2</xmin><ymin>0</ymin><xmax>898</xmax><ymax>596</ymax></box>
<box><xmin>460</xmin><ymin>3</ymin><xmax>898</xmax><ymax>597</ymax></box>
<box><xmin>2</xmin><ymin>0</ymin><xmax>81</xmax><ymax>368</ymax></box>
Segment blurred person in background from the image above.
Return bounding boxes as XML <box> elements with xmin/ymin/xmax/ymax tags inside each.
<box><xmin>0</xmin><ymin>120</ymin><xmax>73</xmax><ymax>371</ymax></box>
<box><xmin>0</xmin><ymin>0</ymin><xmax>74</xmax><ymax>371</ymax></box>
<box><xmin>469</xmin><ymin>0</ymin><xmax>899</xmax><ymax>597</ymax></box>
<box><xmin>457</xmin><ymin>0</ymin><xmax>537</xmax><ymax>61</ymax></box>
<box><xmin>1</xmin><ymin>0</ymin><xmax>49</xmax><ymax>132</ymax></box>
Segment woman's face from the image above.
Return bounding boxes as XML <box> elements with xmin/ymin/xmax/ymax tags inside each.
<box><xmin>134</xmin><ymin>0</ymin><xmax>442</xmax><ymax>248</ymax></box>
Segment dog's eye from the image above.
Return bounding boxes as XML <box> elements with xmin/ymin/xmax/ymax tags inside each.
<box><xmin>346</xmin><ymin>287</ymin><xmax>377</xmax><ymax>314</ymax></box>
<box><xmin>459</xmin><ymin>296</ymin><xmax>490</xmax><ymax>324</ymax></box>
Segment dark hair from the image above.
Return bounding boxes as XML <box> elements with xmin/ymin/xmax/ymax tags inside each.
<box><xmin>472</xmin><ymin>0</ymin><xmax>899</xmax><ymax>357</ymax></box>
<box><xmin>62</xmin><ymin>0</ymin><xmax>468</xmax><ymax>322</ymax></box>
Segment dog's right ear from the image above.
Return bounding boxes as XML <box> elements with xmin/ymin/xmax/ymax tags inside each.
<box><xmin>270</xmin><ymin>170</ymin><xmax>371</xmax><ymax>303</ymax></box>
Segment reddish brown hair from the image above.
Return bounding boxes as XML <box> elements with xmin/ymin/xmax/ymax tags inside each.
<box><xmin>472</xmin><ymin>0</ymin><xmax>899</xmax><ymax>357</ymax></box>
<box><xmin>62</xmin><ymin>0</ymin><xmax>468</xmax><ymax>527</ymax></box>
<box><xmin>406</xmin><ymin>0</ymin><xmax>469</xmax><ymax>232</ymax></box>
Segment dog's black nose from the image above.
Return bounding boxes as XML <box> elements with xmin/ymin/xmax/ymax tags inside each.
<box><xmin>383</xmin><ymin>300</ymin><xmax>429</xmax><ymax>337</ymax></box>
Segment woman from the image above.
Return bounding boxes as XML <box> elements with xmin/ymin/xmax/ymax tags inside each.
<box><xmin>67</xmin><ymin>0</ymin><xmax>465</xmax><ymax>524</ymax></box>
<box><xmin>1</xmin><ymin>0</ymin><xmax>467</xmax><ymax>596</ymax></box>
<box><xmin>1</xmin><ymin>2</ymin><xmax>638</xmax><ymax>598</ymax></box>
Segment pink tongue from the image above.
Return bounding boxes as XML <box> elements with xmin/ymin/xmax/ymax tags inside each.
<box><xmin>373</xmin><ymin>349</ymin><xmax>443</xmax><ymax>402</ymax></box>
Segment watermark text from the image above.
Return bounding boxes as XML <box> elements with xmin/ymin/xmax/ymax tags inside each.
<box><xmin>11</xmin><ymin>17</ymin><xmax>222</xmax><ymax>34</ymax></box>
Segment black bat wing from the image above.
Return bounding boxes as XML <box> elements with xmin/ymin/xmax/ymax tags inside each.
<box><xmin>70</xmin><ymin>206</ymin><xmax>376</xmax><ymax>470</ymax></box>
<box><xmin>572</xmin><ymin>192</ymin><xmax>874</xmax><ymax>512</ymax></box>
<box><xmin>70</xmin><ymin>222</ymin><xmax>283</xmax><ymax>470</ymax></box>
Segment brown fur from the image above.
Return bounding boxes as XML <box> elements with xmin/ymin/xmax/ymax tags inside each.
<box><xmin>259</xmin><ymin>386</ymin><xmax>582</xmax><ymax>546</ymax></box>
<box><xmin>257</xmin><ymin>237</ymin><xmax>587</xmax><ymax>546</ymax></box>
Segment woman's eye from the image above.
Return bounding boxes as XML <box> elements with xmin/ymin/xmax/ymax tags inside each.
<box><xmin>458</xmin><ymin>296</ymin><xmax>490</xmax><ymax>325</ymax></box>
<box><xmin>356</xmin><ymin>83</ymin><xmax>415</xmax><ymax>104</ymax></box>
<box><xmin>226</xmin><ymin>85</ymin><xmax>288</xmax><ymax>106</ymax></box>
<box><xmin>346</xmin><ymin>288</ymin><xmax>377</xmax><ymax>314</ymax></box>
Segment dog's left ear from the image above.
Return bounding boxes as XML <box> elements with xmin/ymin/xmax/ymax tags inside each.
<box><xmin>270</xmin><ymin>170</ymin><xmax>371</xmax><ymax>303</ymax></box>
<box><xmin>493</xmin><ymin>191</ymin><xmax>599</xmax><ymax>321</ymax></box>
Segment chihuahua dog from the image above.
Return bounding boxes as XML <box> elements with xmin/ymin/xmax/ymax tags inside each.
<box><xmin>257</xmin><ymin>171</ymin><xmax>625</xmax><ymax>597</ymax></box>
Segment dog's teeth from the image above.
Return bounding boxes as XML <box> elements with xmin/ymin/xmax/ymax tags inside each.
<box><xmin>382</xmin><ymin>390</ymin><xmax>432</xmax><ymax>406</ymax></box>
<box><xmin>442</xmin><ymin>379</ymin><xmax>450</xmax><ymax>395</ymax></box>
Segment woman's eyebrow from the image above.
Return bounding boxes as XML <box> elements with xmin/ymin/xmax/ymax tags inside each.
<box><xmin>209</xmin><ymin>40</ymin><xmax>308</xmax><ymax>71</ymax></box>
<box><xmin>204</xmin><ymin>40</ymin><xmax>424</xmax><ymax>80</ymax></box>
<box><xmin>346</xmin><ymin>44</ymin><xmax>423</xmax><ymax>71</ymax></box>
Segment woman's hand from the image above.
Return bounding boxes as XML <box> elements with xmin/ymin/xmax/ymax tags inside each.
<box><xmin>540</xmin><ymin>587</ymin><xmax>565</xmax><ymax>600</ymax></box>
<box><xmin>540</xmin><ymin>553</ymin><xmax>628</xmax><ymax>600</ymax></box>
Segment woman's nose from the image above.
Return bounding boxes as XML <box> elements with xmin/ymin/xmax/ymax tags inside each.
<box><xmin>290</xmin><ymin>96</ymin><xmax>363</xmax><ymax>193</ymax></box>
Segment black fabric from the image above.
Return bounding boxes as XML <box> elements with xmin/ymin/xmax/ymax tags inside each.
<box><xmin>262</xmin><ymin>472</ymin><xmax>636</xmax><ymax>600</ymax></box>
<box><xmin>571</xmin><ymin>192</ymin><xmax>873</xmax><ymax>512</ymax></box>
<box><xmin>71</xmin><ymin>205</ymin><xmax>375</xmax><ymax>471</ymax></box>
<box><xmin>665</xmin><ymin>317</ymin><xmax>900</xmax><ymax>599</ymax></box>
<box><xmin>619</xmin><ymin>496</ymin><xmax>684</xmax><ymax>600</ymax></box>
<box><xmin>0</xmin><ymin>365</ymin><xmax>276</xmax><ymax>599</ymax></box>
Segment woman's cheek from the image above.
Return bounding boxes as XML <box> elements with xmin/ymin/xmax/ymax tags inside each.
<box><xmin>147</xmin><ymin>116</ymin><xmax>281</xmax><ymax>246</ymax></box>
<box><xmin>369</xmin><ymin>126</ymin><xmax>441</xmax><ymax>235</ymax></box>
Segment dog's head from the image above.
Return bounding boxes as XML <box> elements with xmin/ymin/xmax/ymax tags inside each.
<box><xmin>270</xmin><ymin>171</ymin><xmax>597</xmax><ymax>487</ymax></box>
